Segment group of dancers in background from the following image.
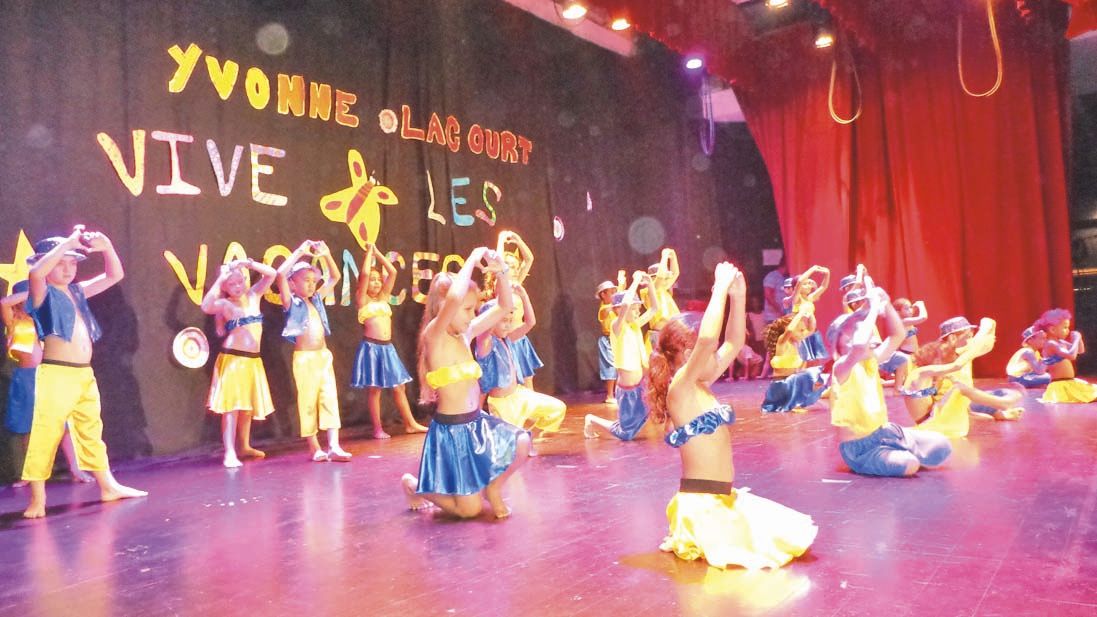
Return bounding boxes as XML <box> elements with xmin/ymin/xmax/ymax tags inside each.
<box><xmin>3</xmin><ymin>225</ymin><xmax>1094</xmax><ymax>572</ymax></box>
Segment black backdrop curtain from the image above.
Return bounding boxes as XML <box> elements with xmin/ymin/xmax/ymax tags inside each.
<box><xmin>0</xmin><ymin>0</ymin><xmax>724</xmax><ymax>460</ymax></box>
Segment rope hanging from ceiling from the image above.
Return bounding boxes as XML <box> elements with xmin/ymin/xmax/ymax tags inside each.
<box><xmin>828</xmin><ymin>38</ymin><xmax>863</xmax><ymax>125</ymax></box>
<box><xmin>957</xmin><ymin>0</ymin><xmax>1004</xmax><ymax>97</ymax></box>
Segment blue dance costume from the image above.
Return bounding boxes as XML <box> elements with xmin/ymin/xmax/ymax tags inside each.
<box><xmin>351</xmin><ymin>300</ymin><xmax>412</xmax><ymax>389</ymax></box>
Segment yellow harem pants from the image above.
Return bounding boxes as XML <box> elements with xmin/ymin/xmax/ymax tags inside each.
<box><xmin>22</xmin><ymin>362</ymin><xmax>109</xmax><ymax>481</ymax></box>
<box><xmin>292</xmin><ymin>349</ymin><xmax>341</xmax><ymax>437</ymax></box>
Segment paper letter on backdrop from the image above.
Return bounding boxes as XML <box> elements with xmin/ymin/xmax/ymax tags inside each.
<box><xmin>334</xmin><ymin>90</ymin><xmax>359</xmax><ymax>128</ymax></box>
<box><xmin>152</xmin><ymin>131</ymin><xmax>201</xmax><ymax>195</ymax></box>
<box><xmin>319</xmin><ymin>149</ymin><xmax>398</xmax><ymax>248</ymax></box>
<box><xmin>205</xmin><ymin>56</ymin><xmax>240</xmax><ymax>100</ymax></box>
<box><xmin>411</xmin><ymin>252</ymin><xmax>440</xmax><ymax>304</ymax></box>
<box><xmin>207</xmin><ymin>140</ymin><xmax>243</xmax><ymax>196</ymax></box>
<box><xmin>250</xmin><ymin>144</ymin><xmax>288</xmax><ymax>206</ymax></box>
<box><xmin>262</xmin><ymin>244</ymin><xmax>292</xmax><ymax>305</ymax></box>
<box><xmin>167</xmin><ymin>43</ymin><xmax>203</xmax><ymax>93</ymax></box>
<box><xmin>340</xmin><ymin>249</ymin><xmax>360</xmax><ymax>307</ymax></box>
<box><xmin>476</xmin><ymin>181</ymin><xmax>501</xmax><ymax>226</ymax></box>
<box><xmin>426</xmin><ymin>170</ymin><xmax>446</xmax><ymax>225</ymax></box>
<box><xmin>163</xmin><ymin>244</ymin><xmax>208</xmax><ymax>306</ymax></box>
<box><xmin>245</xmin><ymin>67</ymin><xmax>271</xmax><ymax>110</ymax></box>
<box><xmin>450</xmin><ymin>177</ymin><xmax>473</xmax><ymax>227</ymax></box>
<box><xmin>277</xmin><ymin>74</ymin><xmax>306</xmax><ymax>117</ymax></box>
<box><xmin>97</xmin><ymin>130</ymin><xmax>146</xmax><ymax>196</ymax></box>
<box><xmin>309</xmin><ymin>83</ymin><xmax>332</xmax><ymax>121</ymax></box>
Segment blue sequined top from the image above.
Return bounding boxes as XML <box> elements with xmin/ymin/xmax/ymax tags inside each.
<box><xmin>282</xmin><ymin>294</ymin><xmax>330</xmax><ymax>343</ymax></box>
<box><xmin>26</xmin><ymin>283</ymin><xmax>102</xmax><ymax>344</ymax></box>
<box><xmin>1043</xmin><ymin>354</ymin><xmax>1065</xmax><ymax>366</ymax></box>
<box><xmin>476</xmin><ymin>335</ymin><xmax>516</xmax><ymax>393</ymax></box>
<box><xmin>900</xmin><ymin>385</ymin><xmax>938</xmax><ymax>399</ymax></box>
<box><xmin>225</xmin><ymin>314</ymin><xmax>263</xmax><ymax>334</ymax></box>
<box><xmin>906</xmin><ymin>326</ymin><xmax>919</xmax><ymax>338</ymax></box>
<box><xmin>665</xmin><ymin>404</ymin><xmax>736</xmax><ymax>448</ymax></box>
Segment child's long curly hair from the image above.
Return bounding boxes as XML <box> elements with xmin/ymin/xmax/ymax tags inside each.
<box><xmin>763</xmin><ymin>314</ymin><xmax>795</xmax><ymax>358</ymax></box>
<box><xmin>416</xmin><ymin>274</ymin><xmax>480</xmax><ymax>405</ymax></box>
<box><xmin>912</xmin><ymin>340</ymin><xmax>944</xmax><ymax>368</ymax></box>
<box><xmin>646</xmin><ymin>316</ymin><xmax>696</xmax><ymax>425</ymax></box>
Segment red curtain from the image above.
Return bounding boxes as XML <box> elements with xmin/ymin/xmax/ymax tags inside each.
<box><xmin>587</xmin><ymin>0</ymin><xmax>1075</xmax><ymax>374</ymax></box>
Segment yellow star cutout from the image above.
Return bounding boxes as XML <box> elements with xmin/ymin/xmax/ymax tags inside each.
<box><xmin>0</xmin><ymin>231</ymin><xmax>34</xmax><ymax>293</ymax></box>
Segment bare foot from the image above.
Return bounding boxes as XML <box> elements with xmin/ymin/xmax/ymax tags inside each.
<box><xmin>484</xmin><ymin>484</ymin><xmax>510</xmax><ymax>519</ymax></box>
<box><xmin>401</xmin><ymin>474</ymin><xmax>431</xmax><ymax>511</ymax></box>
<box><xmin>405</xmin><ymin>422</ymin><xmax>429</xmax><ymax>434</ymax></box>
<box><xmin>23</xmin><ymin>501</ymin><xmax>46</xmax><ymax>519</ymax></box>
<box><xmin>239</xmin><ymin>447</ymin><xmax>266</xmax><ymax>459</ymax></box>
<box><xmin>995</xmin><ymin>407</ymin><xmax>1023</xmax><ymax>421</ymax></box>
<box><xmin>223</xmin><ymin>455</ymin><xmax>243</xmax><ymax>468</ymax></box>
<box><xmin>373</xmin><ymin>430</ymin><xmax>392</xmax><ymax>440</ymax></box>
<box><xmin>72</xmin><ymin>470</ymin><xmax>94</xmax><ymax>483</ymax></box>
<box><xmin>11</xmin><ymin>480</ymin><xmax>28</xmax><ymax>489</ymax></box>
<box><xmin>100</xmin><ymin>483</ymin><xmax>148</xmax><ymax>502</ymax></box>
<box><xmin>583</xmin><ymin>415</ymin><xmax>598</xmax><ymax>439</ymax></box>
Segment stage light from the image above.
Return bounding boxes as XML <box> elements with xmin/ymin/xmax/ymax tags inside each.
<box><xmin>766</xmin><ymin>0</ymin><xmax>790</xmax><ymax>9</ymax></box>
<box><xmin>814</xmin><ymin>28</ymin><xmax>834</xmax><ymax>48</ymax></box>
<box><xmin>560</xmin><ymin>2</ymin><xmax>587</xmax><ymax>20</ymax></box>
<box><xmin>610</xmin><ymin>18</ymin><xmax>630</xmax><ymax>31</ymax></box>
<box><xmin>685</xmin><ymin>56</ymin><xmax>704</xmax><ymax>70</ymax></box>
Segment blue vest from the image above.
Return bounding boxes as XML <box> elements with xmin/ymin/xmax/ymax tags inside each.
<box><xmin>476</xmin><ymin>335</ymin><xmax>516</xmax><ymax>393</ymax></box>
<box><xmin>282</xmin><ymin>294</ymin><xmax>331</xmax><ymax>343</ymax></box>
<box><xmin>26</xmin><ymin>283</ymin><xmax>102</xmax><ymax>343</ymax></box>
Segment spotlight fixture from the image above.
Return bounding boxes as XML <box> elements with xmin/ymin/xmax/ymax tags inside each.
<box><xmin>610</xmin><ymin>17</ymin><xmax>630</xmax><ymax>31</ymax></box>
<box><xmin>765</xmin><ymin>0</ymin><xmax>790</xmax><ymax>9</ymax></box>
<box><xmin>685</xmin><ymin>56</ymin><xmax>704</xmax><ymax>70</ymax></box>
<box><xmin>560</xmin><ymin>2</ymin><xmax>587</xmax><ymax>20</ymax></box>
<box><xmin>814</xmin><ymin>27</ymin><xmax>834</xmax><ymax>48</ymax></box>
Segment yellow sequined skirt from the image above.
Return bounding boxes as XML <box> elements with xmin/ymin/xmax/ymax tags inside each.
<box><xmin>208</xmin><ymin>352</ymin><xmax>274</xmax><ymax>419</ymax></box>
<box><xmin>1039</xmin><ymin>378</ymin><xmax>1097</xmax><ymax>404</ymax></box>
<box><xmin>660</xmin><ymin>488</ymin><xmax>818</xmax><ymax>570</ymax></box>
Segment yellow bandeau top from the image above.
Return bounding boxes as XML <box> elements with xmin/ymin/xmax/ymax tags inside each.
<box><xmin>358</xmin><ymin>300</ymin><xmax>392</xmax><ymax>323</ymax></box>
<box><xmin>425</xmin><ymin>360</ymin><xmax>482</xmax><ymax>390</ymax></box>
<box><xmin>7</xmin><ymin>316</ymin><xmax>38</xmax><ymax>361</ymax></box>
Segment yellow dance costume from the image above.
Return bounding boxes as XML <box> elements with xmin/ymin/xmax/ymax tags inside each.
<box><xmin>21</xmin><ymin>283</ymin><xmax>110</xmax><ymax>482</ymax></box>
<box><xmin>208</xmin><ymin>316</ymin><xmax>274</xmax><ymax>419</ymax></box>
<box><xmin>642</xmin><ymin>286</ymin><xmax>679</xmax><ymax>354</ymax></box>
<box><xmin>284</xmin><ymin>295</ymin><xmax>340</xmax><ymax>437</ymax></box>
<box><xmin>612</xmin><ymin>321</ymin><xmax>648</xmax><ymax>374</ymax></box>
<box><xmin>478</xmin><ymin>334</ymin><xmax>566</xmax><ymax>433</ymax></box>
<box><xmin>830</xmin><ymin>357</ymin><xmax>888</xmax><ymax>437</ymax></box>
<box><xmin>1040</xmin><ymin>376</ymin><xmax>1097</xmax><ymax>404</ymax></box>
<box><xmin>425</xmin><ymin>360</ymin><xmax>482</xmax><ymax>390</ymax></box>
<box><xmin>917</xmin><ymin>363</ymin><xmax>972</xmax><ymax>438</ymax></box>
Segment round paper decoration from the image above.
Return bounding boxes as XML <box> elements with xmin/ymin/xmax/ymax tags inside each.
<box><xmin>553</xmin><ymin>216</ymin><xmax>565</xmax><ymax>241</ymax></box>
<box><xmin>172</xmin><ymin>327</ymin><xmax>210</xmax><ymax>369</ymax></box>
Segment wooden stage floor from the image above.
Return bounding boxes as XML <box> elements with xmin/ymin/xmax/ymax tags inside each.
<box><xmin>2</xmin><ymin>378</ymin><xmax>1096</xmax><ymax>616</ymax></box>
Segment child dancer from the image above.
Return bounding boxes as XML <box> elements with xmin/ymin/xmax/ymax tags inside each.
<box><xmin>651</xmin><ymin>262</ymin><xmax>816</xmax><ymax>569</ymax></box>
<box><xmin>1006</xmin><ymin>326</ymin><xmax>1051</xmax><ymax>388</ymax></box>
<box><xmin>2</xmin><ymin>281</ymin><xmax>91</xmax><ymax>487</ymax></box>
<box><xmin>277</xmin><ymin>240</ymin><xmax>353</xmax><ymax>462</ymax></box>
<box><xmin>353</xmin><ymin>243</ymin><xmax>428</xmax><ymax>437</ymax></box>
<box><xmin>595</xmin><ymin>280</ymin><xmax>618</xmax><ymax>404</ymax></box>
<box><xmin>826</xmin><ymin>282</ymin><xmax>952</xmax><ymax>477</ymax></box>
<box><xmin>202</xmin><ymin>257</ymin><xmax>278</xmax><ymax>468</ymax></box>
<box><xmin>759</xmin><ymin>305</ymin><xmax>827</xmax><ymax>413</ymax></box>
<box><xmin>643</xmin><ymin>248</ymin><xmax>681</xmax><ymax>353</ymax></box>
<box><xmin>877</xmin><ymin>298</ymin><xmax>926</xmax><ymax>387</ymax></box>
<box><xmin>401</xmin><ymin>247</ymin><xmax>530</xmax><ymax>519</ymax></box>
<box><xmin>475</xmin><ymin>286</ymin><xmax>566</xmax><ymax>454</ymax></box>
<box><xmin>496</xmin><ymin>231</ymin><xmax>543</xmax><ymax>389</ymax></box>
<box><xmin>1037</xmin><ymin>308</ymin><xmax>1097</xmax><ymax>403</ymax></box>
<box><xmin>584</xmin><ymin>271</ymin><xmax>659</xmax><ymax>440</ymax></box>
<box><xmin>20</xmin><ymin>227</ymin><xmax>146</xmax><ymax>518</ymax></box>
<box><xmin>789</xmin><ymin>265</ymin><xmax>830</xmax><ymax>365</ymax></box>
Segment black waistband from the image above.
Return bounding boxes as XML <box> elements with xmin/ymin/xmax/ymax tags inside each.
<box><xmin>363</xmin><ymin>335</ymin><xmax>393</xmax><ymax>345</ymax></box>
<box><xmin>221</xmin><ymin>349</ymin><xmax>261</xmax><ymax>359</ymax></box>
<box><xmin>41</xmin><ymin>359</ymin><xmax>92</xmax><ymax>368</ymax></box>
<box><xmin>1052</xmin><ymin>377</ymin><xmax>1077</xmax><ymax>383</ymax></box>
<box><xmin>679</xmin><ymin>478</ymin><xmax>734</xmax><ymax>495</ymax></box>
<box><xmin>433</xmin><ymin>410</ymin><xmax>481</xmax><ymax>425</ymax></box>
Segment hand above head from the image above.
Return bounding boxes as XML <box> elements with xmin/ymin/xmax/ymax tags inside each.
<box><xmin>81</xmin><ymin>231</ymin><xmax>112</xmax><ymax>252</ymax></box>
<box><xmin>713</xmin><ymin>262</ymin><xmax>737</xmax><ymax>288</ymax></box>
<box><xmin>728</xmin><ymin>268</ymin><xmax>746</xmax><ymax>298</ymax></box>
<box><xmin>481</xmin><ymin>249</ymin><xmax>506</xmax><ymax>273</ymax></box>
<box><xmin>313</xmin><ymin>240</ymin><xmax>330</xmax><ymax>256</ymax></box>
<box><xmin>869</xmin><ymin>286</ymin><xmax>890</xmax><ymax>309</ymax></box>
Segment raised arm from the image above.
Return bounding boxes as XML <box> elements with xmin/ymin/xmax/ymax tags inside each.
<box><xmin>278</xmin><ymin>240</ymin><xmax>314</xmax><ymax>307</ymax></box>
<box><xmin>712</xmin><ymin>265</ymin><xmax>747</xmax><ymax>378</ymax></box>
<box><xmin>872</xmin><ymin>288</ymin><xmax>905</xmax><ymax>365</ymax></box>
<box><xmin>509</xmin><ymin>231</ymin><xmax>534</xmax><ymax>284</ymax></box>
<box><xmin>831</xmin><ymin>303</ymin><xmax>881</xmax><ymax>384</ymax></box>
<box><xmin>616</xmin><ymin>269</ymin><xmax>627</xmax><ymax>292</ymax></box>
<box><xmin>679</xmin><ymin>264</ymin><xmax>735</xmax><ymax>385</ymax></box>
<box><xmin>507</xmin><ymin>284</ymin><xmax>536</xmax><ymax>340</ymax></box>
<box><xmin>0</xmin><ymin>292</ymin><xmax>24</xmax><ymax>328</ymax></box>
<box><xmin>613</xmin><ymin>273</ymin><xmax>643</xmax><ymax>336</ymax></box>
<box><xmin>635</xmin><ymin>272</ymin><xmax>659</xmax><ymax>327</ymax></box>
<box><xmin>371</xmin><ymin>245</ymin><xmax>398</xmax><ymax>298</ymax></box>
<box><xmin>355</xmin><ymin>244</ymin><xmax>376</xmax><ymax>309</ymax></box>
<box><xmin>469</xmin><ymin>252</ymin><xmax>514</xmax><ymax>339</ymax></box>
<box><xmin>246</xmin><ymin>258</ymin><xmax>278</xmax><ymax>297</ymax></box>
<box><xmin>79</xmin><ymin>231</ymin><xmax>125</xmax><ymax>299</ymax></box>
<box><xmin>27</xmin><ymin>226</ymin><xmax>85</xmax><ymax>308</ymax></box>
<box><xmin>808</xmin><ymin>265</ymin><xmax>830</xmax><ymax>301</ymax></box>
<box><xmin>904</xmin><ymin>300</ymin><xmax>928</xmax><ymax>327</ymax></box>
<box><xmin>429</xmin><ymin>247</ymin><xmax>489</xmax><ymax>337</ymax></box>
<box><xmin>201</xmin><ymin>265</ymin><xmax>234</xmax><ymax>317</ymax></box>
<box><xmin>663</xmin><ymin>248</ymin><xmax>680</xmax><ymax>286</ymax></box>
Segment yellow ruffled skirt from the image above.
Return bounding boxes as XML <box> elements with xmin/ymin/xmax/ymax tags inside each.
<box><xmin>1039</xmin><ymin>378</ymin><xmax>1097</xmax><ymax>404</ymax></box>
<box><xmin>208</xmin><ymin>353</ymin><xmax>275</xmax><ymax>419</ymax></box>
<box><xmin>660</xmin><ymin>488</ymin><xmax>818</xmax><ymax>570</ymax></box>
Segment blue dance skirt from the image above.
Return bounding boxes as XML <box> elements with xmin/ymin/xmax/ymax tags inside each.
<box><xmin>597</xmin><ymin>335</ymin><xmax>617</xmax><ymax>381</ymax></box>
<box><xmin>797</xmin><ymin>332</ymin><xmax>828</xmax><ymax>364</ymax></box>
<box><xmin>4</xmin><ymin>367</ymin><xmax>36</xmax><ymax>434</ymax></box>
<box><xmin>611</xmin><ymin>382</ymin><xmax>649</xmax><ymax>440</ymax></box>
<box><xmin>416</xmin><ymin>411</ymin><xmax>523</xmax><ymax>496</ymax></box>
<box><xmin>1009</xmin><ymin>373</ymin><xmax>1051</xmax><ymax>388</ymax></box>
<box><xmin>351</xmin><ymin>338</ymin><xmax>412</xmax><ymax>389</ymax></box>
<box><xmin>512</xmin><ymin>335</ymin><xmax>544</xmax><ymax>380</ymax></box>
<box><xmin>761</xmin><ymin>369</ymin><xmax>824</xmax><ymax>413</ymax></box>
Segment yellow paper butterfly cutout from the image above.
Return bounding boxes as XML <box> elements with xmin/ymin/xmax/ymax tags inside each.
<box><xmin>320</xmin><ymin>149</ymin><xmax>398</xmax><ymax>249</ymax></box>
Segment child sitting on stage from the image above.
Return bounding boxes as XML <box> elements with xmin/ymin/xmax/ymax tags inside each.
<box><xmin>1037</xmin><ymin>308</ymin><xmax>1097</xmax><ymax>403</ymax></box>
<box><xmin>20</xmin><ymin>227</ymin><xmax>146</xmax><ymax>518</ymax></box>
<box><xmin>788</xmin><ymin>265</ymin><xmax>830</xmax><ymax>365</ymax></box>
<box><xmin>759</xmin><ymin>303</ymin><xmax>827</xmax><ymax>413</ymax></box>
<box><xmin>826</xmin><ymin>280</ymin><xmax>952</xmax><ymax>477</ymax></box>
<box><xmin>1006</xmin><ymin>326</ymin><xmax>1051</xmax><ymax>388</ymax></box>
<box><xmin>277</xmin><ymin>240</ymin><xmax>352</xmax><ymax>462</ymax></box>
<box><xmin>202</xmin><ymin>256</ymin><xmax>278</xmax><ymax>468</ymax></box>
<box><xmin>401</xmin><ymin>247</ymin><xmax>530</xmax><ymax>519</ymax></box>
<box><xmin>3</xmin><ymin>281</ymin><xmax>92</xmax><ymax>487</ymax></box>
<box><xmin>475</xmin><ymin>285</ymin><xmax>566</xmax><ymax>455</ymax></box>
<box><xmin>584</xmin><ymin>271</ymin><xmax>659</xmax><ymax>440</ymax></box>
<box><xmin>353</xmin><ymin>243</ymin><xmax>428</xmax><ymax>437</ymax></box>
<box><xmin>651</xmin><ymin>261</ymin><xmax>817</xmax><ymax>569</ymax></box>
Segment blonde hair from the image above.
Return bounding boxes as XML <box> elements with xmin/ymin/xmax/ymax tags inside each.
<box><xmin>415</xmin><ymin>273</ymin><xmax>480</xmax><ymax>405</ymax></box>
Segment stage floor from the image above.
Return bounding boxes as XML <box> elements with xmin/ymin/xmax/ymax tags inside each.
<box><xmin>2</xmin><ymin>378</ymin><xmax>1096</xmax><ymax>616</ymax></box>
